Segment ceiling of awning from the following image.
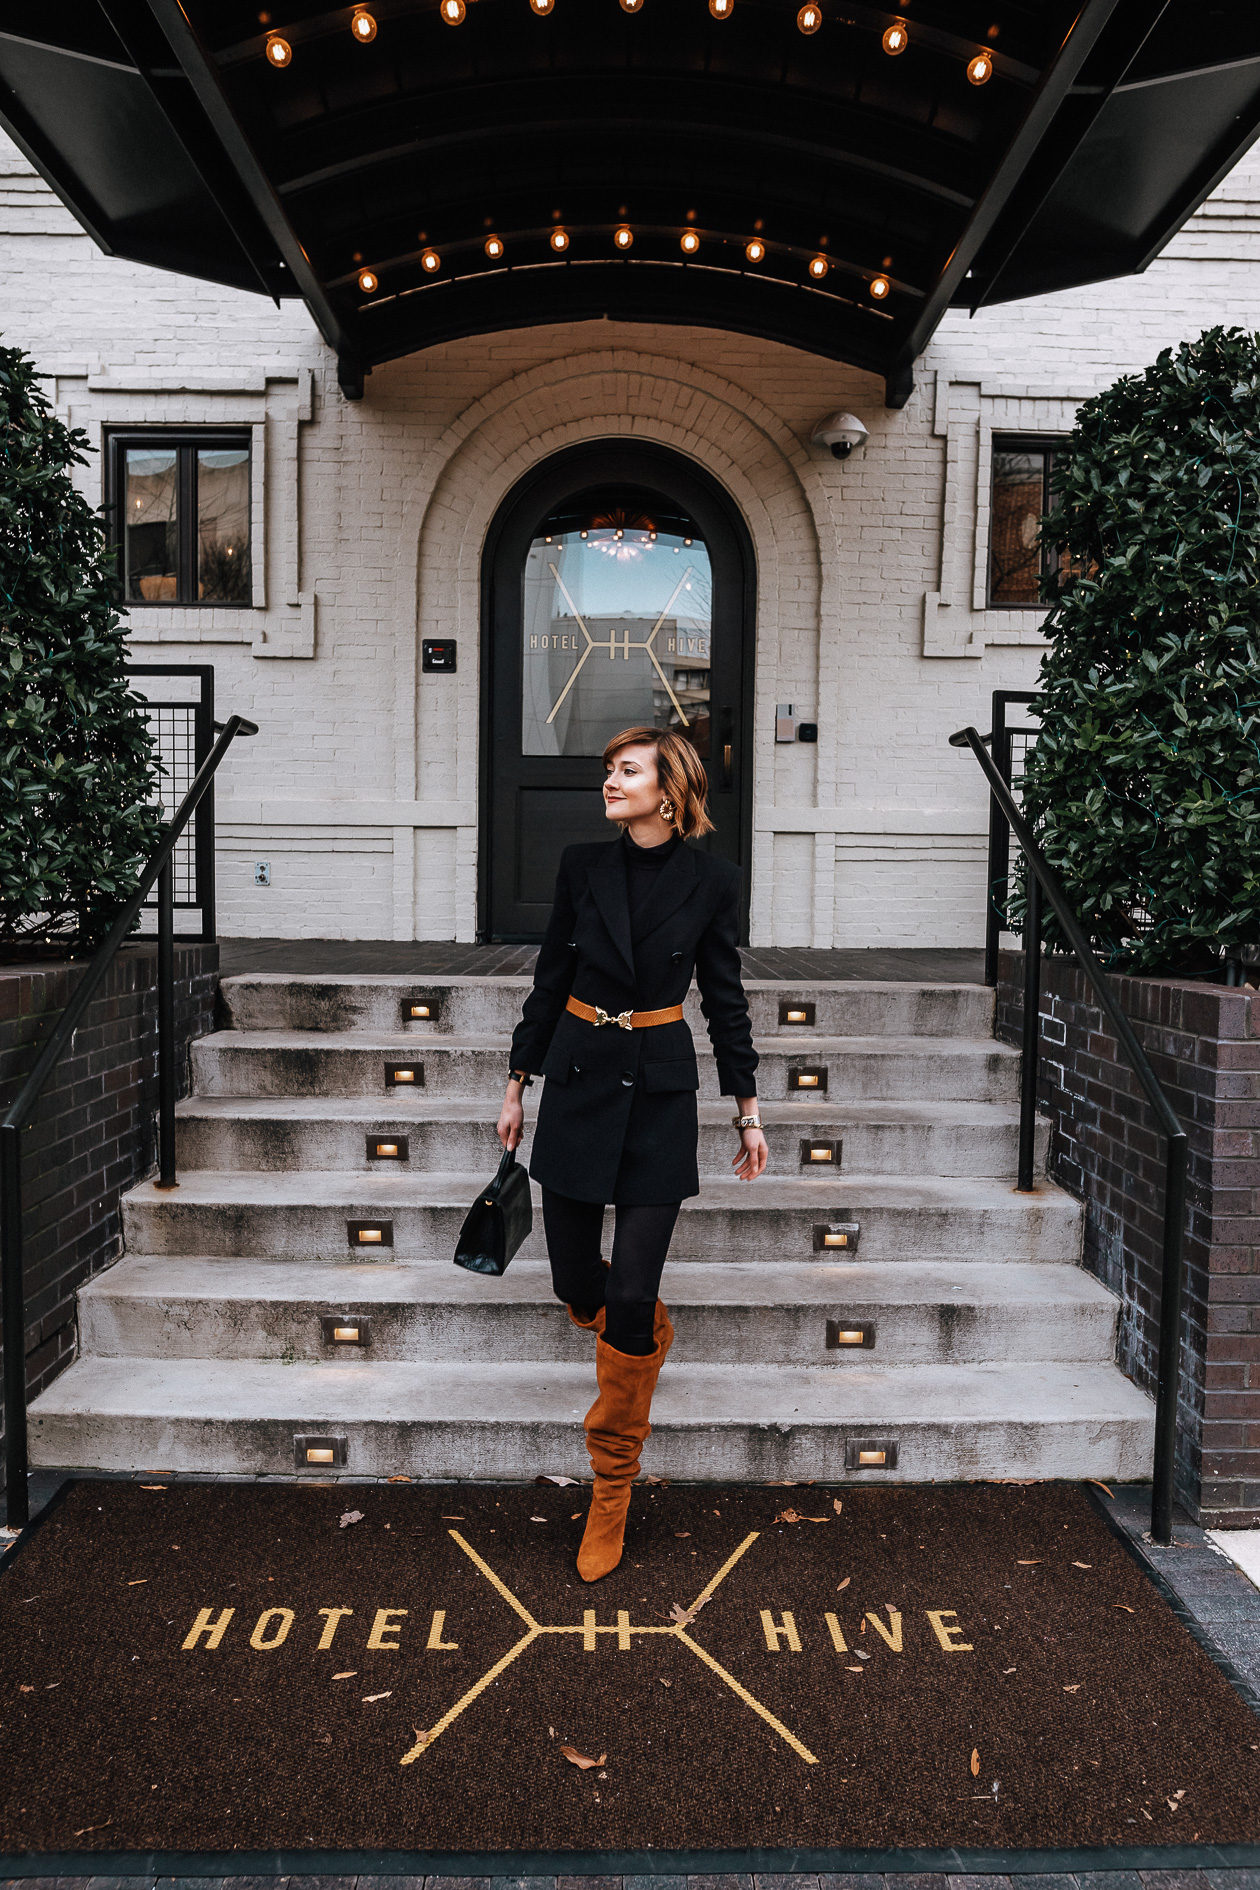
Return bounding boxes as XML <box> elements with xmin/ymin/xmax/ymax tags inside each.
<box><xmin>1</xmin><ymin>0</ymin><xmax>1257</xmax><ymax>405</ymax></box>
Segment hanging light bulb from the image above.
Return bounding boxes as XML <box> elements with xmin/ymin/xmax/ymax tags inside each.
<box><xmin>680</xmin><ymin>229</ymin><xmax>700</xmax><ymax>254</ymax></box>
<box><xmin>745</xmin><ymin>238</ymin><xmax>765</xmax><ymax>263</ymax></box>
<box><xmin>966</xmin><ymin>47</ymin><xmax>993</xmax><ymax>83</ymax></box>
<box><xmin>440</xmin><ymin>0</ymin><xmax>466</xmax><ymax>21</ymax></box>
<box><xmin>614</xmin><ymin>225</ymin><xmax>633</xmax><ymax>250</ymax></box>
<box><xmin>484</xmin><ymin>234</ymin><xmax>504</xmax><ymax>259</ymax></box>
<box><xmin>809</xmin><ymin>254</ymin><xmax>829</xmax><ymax>279</ymax></box>
<box><xmin>869</xmin><ymin>273</ymin><xmax>890</xmax><ymax>299</ymax></box>
<box><xmin>420</xmin><ymin>248</ymin><xmax>441</xmax><ymax>272</ymax></box>
<box><xmin>358</xmin><ymin>268</ymin><xmax>378</xmax><ymax>293</ymax></box>
<box><xmin>265</xmin><ymin>32</ymin><xmax>292</xmax><ymax>64</ymax></box>
<box><xmin>530</xmin><ymin>0</ymin><xmax>555</xmax><ymax>11</ymax></box>
<box><xmin>796</xmin><ymin>3</ymin><xmax>821</xmax><ymax>32</ymax></box>
<box><xmin>550</xmin><ymin>227</ymin><xmax>570</xmax><ymax>251</ymax></box>
<box><xmin>882</xmin><ymin>19</ymin><xmax>907</xmax><ymax>53</ymax></box>
<box><xmin>619</xmin><ymin>0</ymin><xmax>644</xmax><ymax>10</ymax></box>
<box><xmin>351</xmin><ymin>8</ymin><xmax>377</xmax><ymax>40</ymax></box>
<box><xmin>709</xmin><ymin>0</ymin><xmax>733</xmax><ymax>16</ymax></box>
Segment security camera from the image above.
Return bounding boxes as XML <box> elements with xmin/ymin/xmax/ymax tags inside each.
<box><xmin>811</xmin><ymin>410</ymin><xmax>869</xmax><ymax>459</ymax></box>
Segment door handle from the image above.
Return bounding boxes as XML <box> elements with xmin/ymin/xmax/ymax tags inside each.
<box><xmin>718</xmin><ymin>704</ymin><xmax>734</xmax><ymax>791</ymax></box>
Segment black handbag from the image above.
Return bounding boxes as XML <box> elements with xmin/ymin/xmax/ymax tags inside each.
<box><xmin>453</xmin><ymin>1145</ymin><xmax>534</xmax><ymax>1276</ymax></box>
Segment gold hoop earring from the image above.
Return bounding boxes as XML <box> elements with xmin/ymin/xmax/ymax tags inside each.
<box><xmin>660</xmin><ymin>798</ymin><xmax>676</xmax><ymax>824</ymax></box>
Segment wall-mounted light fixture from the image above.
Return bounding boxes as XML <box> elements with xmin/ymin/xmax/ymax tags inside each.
<box><xmin>789</xmin><ymin>1067</ymin><xmax>828</xmax><ymax>1093</ymax></box>
<box><xmin>405</xmin><ymin>996</ymin><xmax>440</xmax><ymax>1022</ymax></box>
<box><xmin>385</xmin><ymin>1063</ymin><xmax>424</xmax><ymax>1087</ymax></box>
<box><xmin>826</xmin><ymin>1320</ymin><xmax>875</xmax><ymax>1349</ymax></box>
<box><xmin>801</xmin><ymin>1139</ymin><xmax>842</xmax><ymax>1167</ymax></box>
<box><xmin>367</xmin><ymin>1136</ymin><xmax>409</xmax><ymax>1162</ymax></box>
<box><xmin>321</xmin><ymin>1315</ymin><xmax>374</xmax><ymax>1346</ymax></box>
<box><xmin>845</xmin><ymin>1438</ymin><xmax>898</xmax><ymax>1469</ymax></box>
<box><xmin>779</xmin><ymin>1000</ymin><xmax>816</xmax><ymax>1027</ymax></box>
<box><xmin>295</xmin><ymin>1433</ymin><xmax>347</xmax><ymax>1467</ymax></box>
<box><xmin>810</xmin><ymin>411</ymin><xmax>869</xmax><ymax>459</ymax></box>
<box><xmin>348</xmin><ymin>1220</ymin><xmax>394</xmax><ymax>1248</ymax></box>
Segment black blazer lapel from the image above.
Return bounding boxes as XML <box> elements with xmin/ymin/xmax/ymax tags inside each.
<box><xmin>586</xmin><ymin>841</ymin><xmax>635</xmax><ymax>979</ymax></box>
<box><xmin>633</xmin><ymin>839</ymin><xmax>700</xmax><ymax>946</ymax></box>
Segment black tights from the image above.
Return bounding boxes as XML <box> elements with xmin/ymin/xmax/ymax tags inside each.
<box><xmin>541</xmin><ymin>1188</ymin><xmax>681</xmax><ymax>1357</ymax></box>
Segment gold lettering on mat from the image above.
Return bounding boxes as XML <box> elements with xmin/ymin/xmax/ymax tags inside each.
<box><xmin>250</xmin><ymin>1607</ymin><xmax>295</xmax><ymax>1651</ymax></box>
<box><xmin>317</xmin><ymin>1606</ymin><xmax>353</xmax><ymax>1649</ymax></box>
<box><xmin>367</xmin><ymin>1608</ymin><xmax>408</xmax><ymax>1650</ymax></box>
<box><xmin>823</xmin><ymin>1611</ymin><xmax>849</xmax><ymax>1653</ymax></box>
<box><xmin>925</xmin><ymin>1608</ymin><xmax>974</xmax><ymax>1652</ymax></box>
<box><xmin>182</xmin><ymin>1606</ymin><xmax>235</xmax><ymax>1650</ymax></box>
<box><xmin>865</xmin><ymin>1606</ymin><xmax>903</xmax><ymax>1652</ymax></box>
<box><xmin>426</xmin><ymin>1609</ymin><xmax>459</xmax><ymax>1650</ymax></box>
<box><xmin>760</xmin><ymin>1609</ymin><xmax>802</xmax><ymax>1652</ymax></box>
<box><xmin>398</xmin><ymin>1529</ymin><xmax>820</xmax><ymax>1767</ymax></box>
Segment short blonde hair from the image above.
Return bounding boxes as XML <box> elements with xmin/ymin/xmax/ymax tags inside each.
<box><xmin>602</xmin><ymin>726</ymin><xmax>715</xmax><ymax>840</ymax></box>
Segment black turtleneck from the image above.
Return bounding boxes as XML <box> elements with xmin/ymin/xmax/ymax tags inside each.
<box><xmin>623</xmin><ymin>830</ymin><xmax>680</xmax><ymax>940</ymax></box>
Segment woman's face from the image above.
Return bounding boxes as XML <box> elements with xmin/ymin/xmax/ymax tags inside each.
<box><xmin>603</xmin><ymin>743</ymin><xmax>661</xmax><ymax>823</ymax></box>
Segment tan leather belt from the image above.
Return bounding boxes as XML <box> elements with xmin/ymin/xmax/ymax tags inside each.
<box><xmin>566</xmin><ymin>995</ymin><xmax>684</xmax><ymax>1032</ymax></box>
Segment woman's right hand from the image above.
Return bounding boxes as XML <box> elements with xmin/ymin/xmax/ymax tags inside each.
<box><xmin>497</xmin><ymin>1081</ymin><xmax>525</xmax><ymax>1151</ymax></box>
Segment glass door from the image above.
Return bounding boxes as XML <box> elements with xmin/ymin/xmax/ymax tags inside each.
<box><xmin>482</xmin><ymin>443</ymin><xmax>752</xmax><ymax>940</ymax></box>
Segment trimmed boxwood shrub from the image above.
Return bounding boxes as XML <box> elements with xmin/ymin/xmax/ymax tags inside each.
<box><xmin>0</xmin><ymin>344</ymin><xmax>161</xmax><ymax>953</ymax></box>
<box><xmin>1020</xmin><ymin>326</ymin><xmax>1260</xmax><ymax>976</ymax></box>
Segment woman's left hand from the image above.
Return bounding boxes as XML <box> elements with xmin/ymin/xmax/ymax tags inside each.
<box><xmin>733</xmin><ymin>1126</ymin><xmax>768</xmax><ymax>1181</ymax></box>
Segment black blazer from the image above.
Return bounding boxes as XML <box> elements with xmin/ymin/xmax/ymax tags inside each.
<box><xmin>510</xmin><ymin>836</ymin><xmax>758</xmax><ymax>1205</ymax></box>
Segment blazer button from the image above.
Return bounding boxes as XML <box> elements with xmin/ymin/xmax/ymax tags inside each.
<box><xmin>671</xmin><ymin>951</ymin><xmax>683</xmax><ymax>964</ymax></box>
<box><xmin>621</xmin><ymin>1071</ymin><xmax>634</xmax><ymax>1087</ymax></box>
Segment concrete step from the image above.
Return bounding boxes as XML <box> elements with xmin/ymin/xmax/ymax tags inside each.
<box><xmin>190</xmin><ymin>1031</ymin><xmax>1020</xmax><ymax>1104</ymax></box>
<box><xmin>172</xmin><ymin>1095</ymin><xmax>1047</xmax><ymax>1179</ymax></box>
<box><xmin>120</xmin><ymin>1170</ymin><xmax>1082</xmax><ymax>1264</ymax></box>
<box><xmin>220</xmin><ymin>975</ymin><xmax>996</xmax><ymax>1041</ymax></box>
<box><xmin>26</xmin><ymin>1354</ymin><xmax>1155</xmax><ymax>1483</ymax></box>
<box><xmin>78</xmin><ymin>1256</ymin><xmax>1119</xmax><ymax>1366</ymax></box>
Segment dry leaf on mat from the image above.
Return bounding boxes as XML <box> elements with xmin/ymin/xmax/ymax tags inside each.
<box><xmin>660</xmin><ymin>1677</ymin><xmax>672</xmax><ymax>1687</ymax></box>
<box><xmin>970</xmin><ymin>1749</ymin><xmax>980</xmax><ymax>1777</ymax></box>
<box><xmin>1168</xmin><ymin>1790</ymin><xmax>1186</xmax><ymax>1812</ymax></box>
<box><xmin>1063</xmin><ymin>1684</ymin><xmax>1082</xmax><ymax>1693</ymax></box>
<box><xmin>765</xmin><ymin>1479</ymin><xmax>797</xmax><ymax>1487</ymax></box>
<box><xmin>339</xmin><ymin>1510</ymin><xmax>364</xmax><ymax>1529</ymax></box>
<box><xmin>140</xmin><ymin>1485</ymin><xmax>167</xmax><ymax>1491</ymax></box>
<box><xmin>643</xmin><ymin>1475</ymin><xmax>671</xmax><ymax>1486</ymax></box>
<box><xmin>560</xmin><ymin>1745</ymin><xmax>606</xmax><ymax>1770</ymax></box>
<box><xmin>410</xmin><ymin>1728</ymin><xmax>432</xmax><ymax>1751</ymax></box>
<box><xmin>853</xmin><ymin>1649</ymin><xmax>871</xmax><ymax>1662</ymax></box>
<box><xmin>675</xmin><ymin>1532</ymin><xmax>691</xmax><ymax>1539</ymax></box>
<box><xmin>1114</xmin><ymin>1604</ymin><xmax>1136</xmax><ymax>1614</ymax></box>
<box><xmin>1016</xmin><ymin>1558</ymin><xmax>1041</xmax><ymax>1565</ymax></box>
<box><xmin>836</xmin><ymin>1576</ymin><xmax>851</xmax><ymax>1592</ymax></box>
<box><xmin>666</xmin><ymin>1597</ymin><xmax>710</xmax><ymax>1628</ymax></box>
<box><xmin>73</xmin><ymin>1820</ymin><xmax>112</xmax><ymax>1837</ymax></box>
<box><xmin>441</xmin><ymin>1515</ymin><xmax>465</xmax><ymax>1520</ymax></box>
<box><xmin>846</xmin><ymin>1666</ymin><xmax>864</xmax><ymax>1674</ymax></box>
<box><xmin>332</xmin><ymin>1671</ymin><xmax>357</xmax><ymax>1680</ymax></box>
<box><xmin>1002</xmin><ymin>1667</ymin><xmax>1017</xmax><ymax>1675</ymax></box>
<box><xmin>536</xmin><ymin>1475</ymin><xmax>579</xmax><ymax>1486</ymax></box>
<box><xmin>530</xmin><ymin>1516</ymin><xmax>548</xmax><ymax>1523</ymax></box>
<box><xmin>363</xmin><ymin>1691</ymin><xmax>393</xmax><ymax>1702</ymax></box>
<box><xmin>1072</xmin><ymin>1562</ymin><xmax>1093</xmax><ymax>1569</ymax></box>
<box><xmin>18</xmin><ymin>1685</ymin><xmax>33</xmax><ymax>1693</ymax></box>
<box><xmin>833</xmin><ymin>1498</ymin><xmax>843</xmax><ymax>1514</ymax></box>
<box><xmin>1087</xmin><ymin>1480</ymin><xmax>1115</xmax><ymax>1498</ymax></box>
<box><xmin>571</xmin><ymin>1512</ymin><xmax>582</xmax><ymax>1520</ymax></box>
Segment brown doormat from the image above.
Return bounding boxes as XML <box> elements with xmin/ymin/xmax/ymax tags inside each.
<box><xmin>0</xmin><ymin>1477</ymin><xmax>1257</xmax><ymax>1858</ymax></box>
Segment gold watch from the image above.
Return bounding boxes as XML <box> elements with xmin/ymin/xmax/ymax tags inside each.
<box><xmin>732</xmin><ymin>1114</ymin><xmax>763</xmax><ymax>1130</ymax></box>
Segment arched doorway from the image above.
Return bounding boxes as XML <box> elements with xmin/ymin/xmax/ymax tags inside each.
<box><xmin>479</xmin><ymin>440</ymin><xmax>755</xmax><ymax>941</ymax></box>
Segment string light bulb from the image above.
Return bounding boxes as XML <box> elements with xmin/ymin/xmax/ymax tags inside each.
<box><xmin>484</xmin><ymin>234</ymin><xmax>504</xmax><ymax>259</ymax></box>
<box><xmin>797</xmin><ymin>3</ymin><xmax>821</xmax><ymax>32</ymax></box>
<box><xmin>745</xmin><ymin>238</ymin><xmax>765</xmax><ymax>263</ymax></box>
<box><xmin>265</xmin><ymin>32</ymin><xmax>292</xmax><ymax>64</ymax></box>
<box><xmin>614</xmin><ymin>224</ymin><xmax>633</xmax><ymax>250</ymax></box>
<box><xmin>357</xmin><ymin>268</ymin><xmax>378</xmax><ymax>292</ymax></box>
<box><xmin>619</xmin><ymin>0</ymin><xmax>644</xmax><ymax>11</ymax></box>
<box><xmin>882</xmin><ymin>19</ymin><xmax>907</xmax><ymax>53</ymax></box>
<box><xmin>351</xmin><ymin>8</ymin><xmax>377</xmax><ymax>40</ymax></box>
<box><xmin>530</xmin><ymin>0</ymin><xmax>555</xmax><ymax>11</ymax></box>
<box><xmin>809</xmin><ymin>254</ymin><xmax>829</xmax><ymax>279</ymax></box>
<box><xmin>420</xmin><ymin>248</ymin><xmax>440</xmax><ymax>272</ymax></box>
<box><xmin>710</xmin><ymin>0</ymin><xmax>733</xmax><ymax>15</ymax></box>
<box><xmin>869</xmin><ymin>273</ymin><xmax>890</xmax><ymax>299</ymax></box>
<box><xmin>680</xmin><ymin>229</ymin><xmax>700</xmax><ymax>254</ymax></box>
<box><xmin>550</xmin><ymin>227</ymin><xmax>570</xmax><ymax>251</ymax></box>
<box><xmin>966</xmin><ymin>48</ymin><xmax>993</xmax><ymax>83</ymax></box>
<box><xmin>440</xmin><ymin>0</ymin><xmax>466</xmax><ymax>21</ymax></box>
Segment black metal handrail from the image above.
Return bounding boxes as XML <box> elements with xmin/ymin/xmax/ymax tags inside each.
<box><xmin>0</xmin><ymin>714</ymin><xmax>258</xmax><ymax>1529</ymax></box>
<box><xmin>984</xmin><ymin>689</ymin><xmax>1042</xmax><ymax>986</ymax></box>
<box><xmin>951</xmin><ymin>724</ymin><xmax>1188</xmax><ymax>1546</ymax></box>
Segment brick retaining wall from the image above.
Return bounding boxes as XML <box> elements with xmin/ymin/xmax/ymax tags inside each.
<box><xmin>0</xmin><ymin>945</ymin><xmax>218</xmax><ymax>1414</ymax></box>
<box><xmin>997</xmin><ymin>950</ymin><xmax>1260</xmax><ymax>1527</ymax></box>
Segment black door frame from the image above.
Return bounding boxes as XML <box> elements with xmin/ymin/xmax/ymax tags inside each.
<box><xmin>477</xmin><ymin>438</ymin><xmax>757</xmax><ymax>943</ymax></box>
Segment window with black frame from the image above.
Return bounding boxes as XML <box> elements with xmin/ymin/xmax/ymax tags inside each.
<box><xmin>108</xmin><ymin>432</ymin><xmax>252</xmax><ymax>605</ymax></box>
<box><xmin>988</xmin><ymin>437</ymin><xmax>1069</xmax><ymax>607</ymax></box>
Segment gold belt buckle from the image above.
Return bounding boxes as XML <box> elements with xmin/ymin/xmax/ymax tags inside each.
<box><xmin>595</xmin><ymin>1007</ymin><xmax>634</xmax><ymax>1030</ymax></box>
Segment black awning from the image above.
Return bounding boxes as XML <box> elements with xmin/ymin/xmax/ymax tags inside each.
<box><xmin>2</xmin><ymin>0</ymin><xmax>1255</xmax><ymax>405</ymax></box>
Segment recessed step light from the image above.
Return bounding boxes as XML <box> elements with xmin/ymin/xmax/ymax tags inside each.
<box><xmin>814</xmin><ymin>1221</ymin><xmax>860</xmax><ymax>1253</ymax></box>
<box><xmin>348</xmin><ymin>1221</ymin><xmax>394</xmax><ymax>1249</ymax></box>
<box><xmin>845</xmin><ymin>1438</ymin><xmax>897</xmax><ymax>1469</ymax></box>
<box><xmin>827</xmin><ymin>1320</ymin><xmax>874</xmax><ymax>1349</ymax></box>
<box><xmin>801</xmin><ymin>1139</ymin><xmax>842</xmax><ymax>1167</ymax></box>
<box><xmin>384</xmin><ymin>1063</ymin><xmax>424</xmax><ymax>1088</ymax></box>
<box><xmin>321</xmin><ymin>1316</ymin><xmax>373</xmax><ymax>1346</ymax></box>
<box><xmin>295</xmin><ymin>1433</ymin><xmax>347</xmax><ymax>1468</ymax></box>
<box><xmin>367</xmin><ymin>1136</ymin><xmax>409</xmax><ymax>1161</ymax></box>
<box><xmin>789</xmin><ymin>1067</ymin><xmax>827</xmax><ymax>1093</ymax></box>
<box><xmin>779</xmin><ymin>1001</ymin><xmax>815</xmax><ymax>1027</ymax></box>
<box><xmin>405</xmin><ymin>996</ymin><xmax>440</xmax><ymax>1023</ymax></box>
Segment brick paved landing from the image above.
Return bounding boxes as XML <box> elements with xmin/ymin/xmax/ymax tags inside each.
<box><xmin>218</xmin><ymin>941</ymin><xmax>987</xmax><ymax>983</ymax></box>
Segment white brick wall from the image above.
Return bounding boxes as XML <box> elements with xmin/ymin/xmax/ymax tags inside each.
<box><xmin>4</xmin><ymin>131</ymin><xmax>1258</xmax><ymax>949</ymax></box>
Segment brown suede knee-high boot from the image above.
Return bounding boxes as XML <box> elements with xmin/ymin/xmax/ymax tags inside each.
<box><xmin>576</xmin><ymin>1299</ymin><xmax>674</xmax><ymax>1583</ymax></box>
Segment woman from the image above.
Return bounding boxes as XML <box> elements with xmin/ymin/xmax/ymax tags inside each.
<box><xmin>497</xmin><ymin>725</ymin><xmax>767</xmax><ymax>1583</ymax></box>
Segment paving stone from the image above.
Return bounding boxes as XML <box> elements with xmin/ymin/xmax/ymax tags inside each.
<box><xmin>493</xmin><ymin>1879</ymin><xmax>560</xmax><ymax>1890</ymax></box>
<box><xmin>896</xmin><ymin>1878</ymin><xmax>949</xmax><ymax>1890</ymax></box>
<box><xmin>157</xmin><ymin>1880</ymin><xmax>227</xmax><ymax>1890</ymax></box>
<box><xmin>1205</xmin><ymin>1873</ymin><xmax>1260</xmax><ymax>1890</ymax></box>
<box><xmin>429</xmin><ymin>1880</ymin><xmax>491</xmax><ymax>1890</ymax></box>
<box><xmin>1137</xmin><ymin>1875</ymin><xmax>1215</xmax><ymax>1890</ymax></box>
<box><xmin>1078</xmin><ymin>1874</ymin><xmax>1144</xmax><ymax>1890</ymax></box>
<box><xmin>359</xmin><ymin>1879</ymin><xmax>428</xmax><ymax>1890</ymax></box>
<box><xmin>625</xmin><ymin>1877</ymin><xmax>687</xmax><ymax>1890</ymax></box>
<box><xmin>688</xmin><ymin>1878</ymin><xmax>755</xmax><ymax>1890</ymax></box>
<box><xmin>1015</xmin><ymin>1877</ymin><xmax>1078</xmax><ymax>1890</ymax></box>
<box><xmin>1180</xmin><ymin>1592</ymin><xmax>1260</xmax><ymax>1621</ymax></box>
<box><xmin>948</xmin><ymin>1878</ymin><xmax>1012</xmax><ymax>1890</ymax></box>
<box><xmin>755</xmin><ymin>1877</ymin><xmax>820</xmax><ymax>1890</ymax></box>
<box><xmin>819</xmin><ymin>1878</ymin><xmax>887</xmax><ymax>1890</ymax></box>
